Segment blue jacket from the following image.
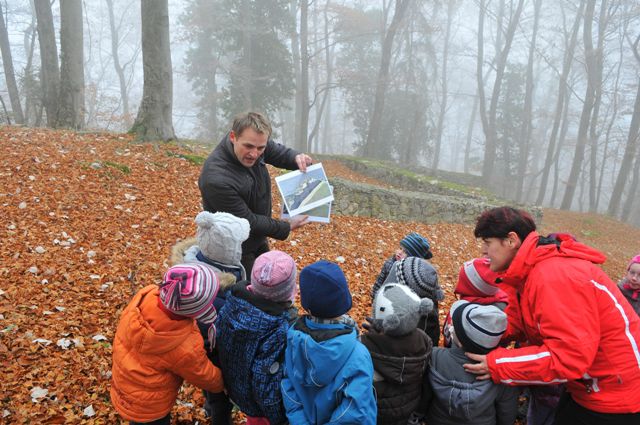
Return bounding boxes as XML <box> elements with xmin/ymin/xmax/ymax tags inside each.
<box><xmin>281</xmin><ymin>316</ymin><xmax>377</xmax><ymax>424</ymax></box>
<box><xmin>216</xmin><ymin>282</ymin><xmax>296</xmax><ymax>424</ymax></box>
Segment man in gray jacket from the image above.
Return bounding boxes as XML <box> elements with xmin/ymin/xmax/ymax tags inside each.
<box><xmin>198</xmin><ymin>112</ymin><xmax>312</xmax><ymax>274</ymax></box>
<box><xmin>420</xmin><ymin>300</ymin><xmax>518</xmax><ymax>425</ymax></box>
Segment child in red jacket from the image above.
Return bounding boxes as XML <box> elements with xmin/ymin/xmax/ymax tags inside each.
<box><xmin>110</xmin><ymin>263</ymin><xmax>225</xmax><ymax>424</ymax></box>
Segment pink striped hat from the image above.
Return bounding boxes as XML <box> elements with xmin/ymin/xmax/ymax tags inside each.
<box><xmin>160</xmin><ymin>263</ymin><xmax>219</xmax><ymax>323</ymax></box>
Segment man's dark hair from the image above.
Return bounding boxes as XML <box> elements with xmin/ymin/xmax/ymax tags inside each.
<box><xmin>231</xmin><ymin>111</ymin><xmax>272</xmax><ymax>138</ymax></box>
<box><xmin>474</xmin><ymin>206</ymin><xmax>536</xmax><ymax>242</ymax></box>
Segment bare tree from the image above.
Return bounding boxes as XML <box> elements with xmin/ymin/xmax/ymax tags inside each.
<box><xmin>363</xmin><ymin>0</ymin><xmax>413</xmax><ymax>158</ymax></box>
<box><xmin>515</xmin><ymin>0</ymin><xmax>541</xmax><ymax>202</ymax></box>
<box><xmin>609</xmin><ymin>33</ymin><xmax>640</xmax><ymax>218</ymax></box>
<box><xmin>432</xmin><ymin>0</ymin><xmax>455</xmax><ymax>171</ymax></box>
<box><xmin>561</xmin><ymin>0</ymin><xmax>598</xmax><ymax>210</ymax></box>
<box><xmin>0</xmin><ymin>2</ymin><xmax>25</xmax><ymax>124</ymax></box>
<box><xmin>33</xmin><ymin>0</ymin><xmax>60</xmax><ymax>127</ymax></box>
<box><xmin>57</xmin><ymin>0</ymin><xmax>84</xmax><ymax>129</ymax></box>
<box><xmin>477</xmin><ymin>0</ymin><xmax>525</xmax><ymax>186</ymax></box>
<box><xmin>536</xmin><ymin>0</ymin><xmax>585</xmax><ymax>205</ymax></box>
<box><xmin>106</xmin><ymin>0</ymin><xmax>132</xmax><ymax>124</ymax></box>
<box><xmin>130</xmin><ymin>0</ymin><xmax>175</xmax><ymax>141</ymax></box>
<box><xmin>298</xmin><ymin>0</ymin><xmax>309</xmax><ymax>151</ymax></box>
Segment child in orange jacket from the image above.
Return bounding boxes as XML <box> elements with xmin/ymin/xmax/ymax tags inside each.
<box><xmin>110</xmin><ymin>263</ymin><xmax>225</xmax><ymax>424</ymax></box>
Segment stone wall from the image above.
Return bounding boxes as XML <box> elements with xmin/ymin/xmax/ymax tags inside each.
<box><xmin>330</xmin><ymin>177</ymin><xmax>543</xmax><ymax>224</ymax></box>
<box><xmin>321</xmin><ymin>156</ymin><xmax>543</xmax><ymax>224</ymax></box>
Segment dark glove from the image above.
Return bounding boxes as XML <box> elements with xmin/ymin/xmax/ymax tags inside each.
<box><xmin>362</xmin><ymin>316</ymin><xmax>383</xmax><ymax>333</ymax></box>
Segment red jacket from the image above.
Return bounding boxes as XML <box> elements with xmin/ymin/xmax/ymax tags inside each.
<box><xmin>487</xmin><ymin>233</ymin><xmax>640</xmax><ymax>413</ymax></box>
<box><xmin>110</xmin><ymin>285</ymin><xmax>224</xmax><ymax>422</ymax></box>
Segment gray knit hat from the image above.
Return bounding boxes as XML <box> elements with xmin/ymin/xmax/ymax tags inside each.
<box><xmin>373</xmin><ymin>283</ymin><xmax>434</xmax><ymax>336</ymax></box>
<box><xmin>195</xmin><ymin>211</ymin><xmax>250</xmax><ymax>266</ymax></box>
<box><xmin>387</xmin><ymin>257</ymin><xmax>444</xmax><ymax>302</ymax></box>
<box><xmin>451</xmin><ymin>300</ymin><xmax>507</xmax><ymax>354</ymax></box>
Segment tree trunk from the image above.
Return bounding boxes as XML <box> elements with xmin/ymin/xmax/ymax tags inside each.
<box><xmin>515</xmin><ymin>0</ymin><xmax>541</xmax><ymax>202</ymax></box>
<box><xmin>550</xmin><ymin>81</ymin><xmax>573</xmax><ymax>207</ymax></box>
<box><xmin>57</xmin><ymin>0</ymin><xmax>84</xmax><ymax>129</ymax></box>
<box><xmin>480</xmin><ymin>0</ymin><xmax>525</xmax><ymax>186</ymax></box>
<box><xmin>320</xmin><ymin>0</ymin><xmax>333</xmax><ymax>154</ymax></box>
<box><xmin>298</xmin><ymin>0</ymin><xmax>309</xmax><ymax>152</ymax></box>
<box><xmin>106</xmin><ymin>0</ymin><xmax>131</xmax><ymax>123</ymax></box>
<box><xmin>432</xmin><ymin>0</ymin><xmax>453</xmax><ymax>171</ymax></box>
<box><xmin>33</xmin><ymin>0</ymin><xmax>60</xmax><ymax>127</ymax></box>
<box><xmin>536</xmin><ymin>0</ymin><xmax>584</xmax><ymax>205</ymax></box>
<box><xmin>130</xmin><ymin>0</ymin><xmax>175</xmax><ymax>141</ymax></box>
<box><xmin>561</xmin><ymin>0</ymin><xmax>597</xmax><ymax>210</ymax></box>
<box><xmin>464</xmin><ymin>91</ymin><xmax>479</xmax><ymax>174</ymax></box>
<box><xmin>0</xmin><ymin>2</ymin><xmax>24</xmax><ymax>124</ymax></box>
<box><xmin>621</xmin><ymin>154</ymin><xmax>640</xmax><ymax>222</ymax></box>
<box><xmin>363</xmin><ymin>0</ymin><xmax>412</xmax><ymax>158</ymax></box>
<box><xmin>609</xmin><ymin>35</ymin><xmax>640</xmax><ymax>218</ymax></box>
<box><xmin>290</xmin><ymin>0</ymin><xmax>302</xmax><ymax>149</ymax></box>
<box><xmin>587</xmin><ymin>0</ymin><xmax>609</xmax><ymax>212</ymax></box>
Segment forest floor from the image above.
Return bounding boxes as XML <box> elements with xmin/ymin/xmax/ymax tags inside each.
<box><xmin>1</xmin><ymin>126</ymin><xmax>639</xmax><ymax>424</ymax></box>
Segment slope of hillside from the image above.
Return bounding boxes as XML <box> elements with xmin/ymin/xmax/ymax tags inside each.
<box><xmin>0</xmin><ymin>126</ymin><xmax>636</xmax><ymax>424</ymax></box>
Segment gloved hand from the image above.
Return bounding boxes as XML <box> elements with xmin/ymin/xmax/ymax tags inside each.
<box><xmin>362</xmin><ymin>316</ymin><xmax>383</xmax><ymax>333</ymax></box>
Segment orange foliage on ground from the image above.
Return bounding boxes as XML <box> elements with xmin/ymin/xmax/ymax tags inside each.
<box><xmin>0</xmin><ymin>127</ymin><xmax>638</xmax><ymax>424</ymax></box>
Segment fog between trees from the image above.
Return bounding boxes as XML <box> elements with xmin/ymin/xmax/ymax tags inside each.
<box><xmin>1</xmin><ymin>0</ymin><xmax>639</xmax><ymax>223</ymax></box>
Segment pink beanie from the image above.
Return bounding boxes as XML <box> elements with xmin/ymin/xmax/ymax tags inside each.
<box><xmin>249</xmin><ymin>251</ymin><xmax>297</xmax><ymax>302</ymax></box>
<box><xmin>628</xmin><ymin>254</ymin><xmax>640</xmax><ymax>271</ymax></box>
<box><xmin>455</xmin><ymin>258</ymin><xmax>502</xmax><ymax>297</ymax></box>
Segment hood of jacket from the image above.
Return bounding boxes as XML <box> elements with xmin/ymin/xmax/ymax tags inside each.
<box><xmin>362</xmin><ymin>330</ymin><xmax>430</xmax><ymax>385</ymax></box>
<box><xmin>287</xmin><ymin>317</ymin><xmax>357</xmax><ymax>387</ymax></box>
<box><xmin>121</xmin><ymin>285</ymin><xmax>195</xmax><ymax>355</ymax></box>
<box><xmin>502</xmin><ymin>232</ymin><xmax>607</xmax><ymax>288</ymax></box>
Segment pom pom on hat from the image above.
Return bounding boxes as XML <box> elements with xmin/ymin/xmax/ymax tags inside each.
<box><xmin>373</xmin><ymin>283</ymin><xmax>433</xmax><ymax>336</ymax></box>
<box><xmin>195</xmin><ymin>211</ymin><xmax>250</xmax><ymax>266</ymax></box>
<box><xmin>300</xmin><ymin>260</ymin><xmax>352</xmax><ymax>318</ymax></box>
<box><xmin>450</xmin><ymin>300</ymin><xmax>507</xmax><ymax>354</ymax></box>
<box><xmin>249</xmin><ymin>250</ymin><xmax>297</xmax><ymax>302</ymax></box>
<box><xmin>455</xmin><ymin>258</ymin><xmax>501</xmax><ymax>298</ymax></box>
<box><xmin>400</xmin><ymin>232</ymin><xmax>432</xmax><ymax>259</ymax></box>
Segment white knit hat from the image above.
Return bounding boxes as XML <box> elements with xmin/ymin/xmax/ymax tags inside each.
<box><xmin>195</xmin><ymin>211</ymin><xmax>250</xmax><ymax>265</ymax></box>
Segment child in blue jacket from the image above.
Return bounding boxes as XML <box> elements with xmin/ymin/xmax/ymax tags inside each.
<box><xmin>215</xmin><ymin>250</ymin><xmax>298</xmax><ymax>425</ymax></box>
<box><xmin>281</xmin><ymin>260</ymin><xmax>377</xmax><ymax>424</ymax></box>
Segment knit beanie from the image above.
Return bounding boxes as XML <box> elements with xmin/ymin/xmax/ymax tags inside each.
<box><xmin>400</xmin><ymin>232</ymin><xmax>433</xmax><ymax>259</ymax></box>
<box><xmin>160</xmin><ymin>263</ymin><xmax>220</xmax><ymax>348</ymax></box>
<box><xmin>195</xmin><ymin>211</ymin><xmax>250</xmax><ymax>266</ymax></box>
<box><xmin>300</xmin><ymin>260</ymin><xmax>352</xmax><ymax>318</ymax></box>
<box><xmin>451</xmin><ymin>300</ymin><xmax>507</xmax><ymax>354</ymax></box>
<box><xmin>628</xmin><ymin>254</ymin><xmax>640</xmax><ymax>271</ymax></box>
<box><xmin>248</xmin><ymin>250</ymin><xmax>297</xmax><ymax>302</ymax></box>
<box><xmin>373</xmin><ymin>283</ymin><xmax>434</xmax><ymax>336</ymax></box>
<box><xmin>388</xmin><ymin>257</ymin><xmax>444</xmax><ymax>302</ymax></box>
<box><xmin>455</xmin><ymin>258</ymin><xmax>501</xmax><ymax>297</ymax></box>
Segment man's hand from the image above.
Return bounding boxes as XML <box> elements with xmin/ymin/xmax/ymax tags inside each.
<box><xmin>295</xmin><ymin>153</ymin><xmax>313</xmax><ymax>172</ymax></box>
<box><xmin>463</xmin><ymin>353</ymin><xmax>492</xmax><ymax>380</ymax></box>
<box><xmin>288</xmin><ymin>215</ymin><xmax>310</xmax><ymax>231</ymax></box>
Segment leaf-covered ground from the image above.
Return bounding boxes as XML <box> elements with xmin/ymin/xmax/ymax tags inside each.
<box><xmin>1</xmin><ymin>127</ymin><xmax>638</xmax><ymax>424</ymax></box>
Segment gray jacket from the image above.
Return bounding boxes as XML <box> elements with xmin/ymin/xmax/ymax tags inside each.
<box><xmin>425</xmin><ymin>346</ymin><xmax>518</xmax><ymax>425</ymax></box>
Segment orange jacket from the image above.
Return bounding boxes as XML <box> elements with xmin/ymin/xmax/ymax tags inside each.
<box><xmin>110</xmin><ymin>285</ymin><xmax>224</xmax><ymax>422</ymax></box>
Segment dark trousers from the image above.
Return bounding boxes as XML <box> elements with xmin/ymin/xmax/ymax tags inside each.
<box><xmin>130</xmin><ymin>414</ymin><xmax>170</xmax><ymax>425</ymax></box>
<box><xmin>241</xmin><ymin>240</ymin><xmax>270</xmax><ymax>276</ymax></box>
<box><xmin>554</xmin><ymin>393</ymin><xmax>640</xmax><ymax>425</ymax></box>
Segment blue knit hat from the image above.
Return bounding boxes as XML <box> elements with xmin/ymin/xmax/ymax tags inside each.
<box><xmin>400</xmin><ymin>232</ymin><xmax>432</xmax><ymax>259</ymax></box>
<box><xmin>300</xmin><ymin>260</ymin><xmax>352</xmax><ymax>318</ymax></box>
